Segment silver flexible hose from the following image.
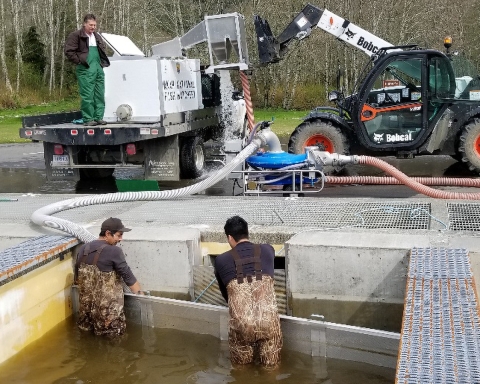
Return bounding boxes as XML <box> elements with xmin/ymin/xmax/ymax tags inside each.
<box><xmin>248</xmin><ymin>162</ymin><xmax>308</xmax><ymax>179</ymax></box>
<box><xmin>31</xmin><ymin>136</ymin><xmax>265</xmax><ymax>243</ymax></box>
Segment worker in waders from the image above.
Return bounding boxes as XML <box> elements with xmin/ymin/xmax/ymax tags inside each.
<box><xmin>214</xmin><ymin>216</ymin><xmax>283</xmax><ymax>367</ymax></box>
<box><xmin>74</xmin><ymin>218</ymin><xmax>144</xmax><ymax>337</ymax></box>
<box><xmin>64</xmin><ymin>13</ymin><xmax>110</xmax><ymax>126</ymax></box>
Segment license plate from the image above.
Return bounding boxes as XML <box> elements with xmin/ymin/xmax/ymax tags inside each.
<box><xmin>52</xmin><ymin>154</ymin><xmax>70</xmax><ymax>166</ymax></box>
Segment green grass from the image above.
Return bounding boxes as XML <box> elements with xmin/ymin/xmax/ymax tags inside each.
<box><xmin>255</xmin><ymin>109</ymin><xmax>309</xmax><ymax>137</ymax></box>
<box><xmin>0</xmin><ymin>99</ymin><xmax>80</xmax><ymax>143</ymax></box>
<box><xmin>0</xmin><ymin>103</ymin><xmax>309</xmax><ymax>144</ymax></box>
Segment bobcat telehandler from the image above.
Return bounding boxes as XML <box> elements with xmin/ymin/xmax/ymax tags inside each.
<box><xmin>254</xmin><ymin>4</ymin><xmax>480</xmax><ymax>174</ymax></box>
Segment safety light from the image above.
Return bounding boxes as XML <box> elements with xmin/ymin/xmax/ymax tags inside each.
<box><xmin>53</xmin><ymin>144</ymin><xmax>64</xmax><ymax>155</ymax></box>
<box><xmin>87</xmin><ymin>129</ymin><xmax>95</xmax><ymax>135</ymax></box>
<box><xmin>126</xmin><ymin>143</ymin><xmax>136</xmax><ymax>155</ymax></box>
<box><xmin>104</xmin><ymin>129</ymin><xmax>112</xmax><ymax>135</ymax></box>
<box><xmin>25</xmin><ymin>130</ymin><xmax>33</xmax><ymax>136</ymax></box>
<box><xmin>70</xmin><ymin>129</ymin><xmax>78</xmax><ymax>136</ymax></box>
<box><xmin>444</xmin><ymin>36</ymin><xmax>453</xmax><ymax>49</ymax></box>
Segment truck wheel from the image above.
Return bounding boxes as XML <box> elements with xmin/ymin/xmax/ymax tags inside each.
<box><xmin>288</xmin><ymin>120</ymin><xmax>349</xmax><ymax>173</ymax></box>
<box><xmin>180</xmin><ymin>136</ymin><xmax>205</xmax><ymax>179</ymax></box>
<box><xmin>80</xmin><ymin>168</ymin><xmax>115</xmax><ymax>179</ymax></box>
<box><xmin>458</xmin><ymin>119</ymin><xmax>480</xmax><ymax>172</ymax></box>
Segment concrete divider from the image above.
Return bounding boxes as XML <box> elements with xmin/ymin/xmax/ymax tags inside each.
<box><xmin>111</xmin><ymin>226</ymin><xmax>202</xmax><ymax>300</ymax></box>
<box><xmin>285</xmin><ymin>229</ymin><xmax>480</xmax><ymax>332</ymax></box>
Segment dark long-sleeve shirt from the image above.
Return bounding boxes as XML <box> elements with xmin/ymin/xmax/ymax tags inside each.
<box><xmin>214</xmin><ymin>241</ymin><xmax>275</xmax><ymax>302</ymax></box>
<box><xmin>75</xmin><ymin>240</ymin><xmax>137</xmax><ymax>286</ymax></box>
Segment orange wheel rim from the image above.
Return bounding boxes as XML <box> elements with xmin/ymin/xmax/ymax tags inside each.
<box><xmin>475</xmin><ymin>135</ymin><xmax>480</xmax><ymax>157</ymax></box>
<box><xmin>304</xmin><ymin>135</ymin><xmax>334</xmax><ymax>152</ymax></box>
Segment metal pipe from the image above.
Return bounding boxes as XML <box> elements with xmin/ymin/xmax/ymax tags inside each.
<box><xmin>256</xmin><ymin>128</ymin><xmax>283</xmax><ymax>153</ymax></box>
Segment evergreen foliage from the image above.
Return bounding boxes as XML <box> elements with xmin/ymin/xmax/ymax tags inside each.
<box><xmin>22</xmin><ymin>26</ymin><xmax>46</xmax><ymax>75</ymax></box>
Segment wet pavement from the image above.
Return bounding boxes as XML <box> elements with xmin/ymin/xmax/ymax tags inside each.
<box><xmin>1</xmin><ymin>143</ymin><xmax>479</xmax><ymax>198</ymax></box>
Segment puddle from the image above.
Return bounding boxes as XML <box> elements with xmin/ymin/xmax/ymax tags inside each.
<box><xmin>0</xmin><ymin>140</ymin><xmax>477</xmax><ymax>197</ymax></box>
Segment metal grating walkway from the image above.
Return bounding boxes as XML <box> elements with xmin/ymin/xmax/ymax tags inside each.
<box><xmin>447</xmin><ymin>203</ymin><xmax>480</xmax><ymax>231</ymax></box>
<box><xmin>396</xmin><ymin>247</ymin><xmax>480</xmax><ymax>383</ymax></box>
<box><xmin>120</xmin><ymin>199</ymin><xmax>432</xmax><ymax>230</ymax></box>
<box><xmin>0</xmin><ymin>235</ymin><xmax>78</xmax><ymax>286</ymax></box>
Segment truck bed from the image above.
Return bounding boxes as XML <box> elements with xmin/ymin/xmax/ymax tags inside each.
<box><xmin>19</xmin><ymin>110</ymin><xmax>219</xmax><ymax>145</ymax></box>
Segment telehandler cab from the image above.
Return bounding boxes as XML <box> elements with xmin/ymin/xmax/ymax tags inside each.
<box><xmin>254</xmin><ymin>4</ymin><xmax>480</xmax><ymax>173</ymax></box>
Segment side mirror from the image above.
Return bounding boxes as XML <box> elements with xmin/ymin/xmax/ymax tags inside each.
<box><xmin>328</xmin><ymin>90</ymin><xmax>339</xmax><ymax>102</ymax></box>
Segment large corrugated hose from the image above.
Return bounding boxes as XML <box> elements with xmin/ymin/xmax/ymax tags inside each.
<box><xmin>326</xmin><ymin>175</ymin><xmax>480</xmax><ymax>187</ymax></box>
<box><xmin>240</xmin><ymin>70</ymin><xmax>255</xmax><ymax>132</ymax></box>
<box><xmin>32</xmin><ymin>132</ymin><xmax>480</xmax><ymax>243</ymax></box>
<box><xmin>351</xmin><ymin>156</ymin><xmax>480</xmax><ymax>200</ymax></box>
<box><xmin>31</xmin><ymin>135</ymin><xmax>266</xmax><ymax>243</ymax></box>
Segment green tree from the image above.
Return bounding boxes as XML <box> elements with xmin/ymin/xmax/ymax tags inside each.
<box><xmin>22</xmin><ymin>26</ymin><xmax>46</xmax><ymax>75</ymax></box>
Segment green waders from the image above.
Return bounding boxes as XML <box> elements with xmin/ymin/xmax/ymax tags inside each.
<box><xmin>76</xmin><ymin>46</ymin><xmax>105</xmax><ymax>123</ymax></box>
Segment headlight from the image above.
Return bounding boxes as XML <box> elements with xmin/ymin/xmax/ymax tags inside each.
<box><xmin>328</xmin><ymin>91</ymin><xmax>339</xmax><ymax>102</ymax></box>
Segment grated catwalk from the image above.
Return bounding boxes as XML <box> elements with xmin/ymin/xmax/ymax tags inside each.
<box><xmin>396</xmin><ymin>247</ymin><xmax>480</xmax><ymax>383</ymax></box>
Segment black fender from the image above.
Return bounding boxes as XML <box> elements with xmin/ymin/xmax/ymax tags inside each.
<box><xmin>436</xmin><ymin>105</ymin><xmax>480</xmax><ymax>155</ymax></box>
<box><xmin>452</xmin><ymin>105</ymin><xmax>480</xmax><ymax>132</ymax></box>
<box><xmin>302</xmin><ymin>109</ymin><xmax>352</xmax><ymax>136</ymax></box>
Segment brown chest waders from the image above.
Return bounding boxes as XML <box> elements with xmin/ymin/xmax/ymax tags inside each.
<box><xmin>76</xmin><ymin>243</ymin><xmax>126</xmax><ymax>336</ymax></box>
<box><xmin>226</xmin><ymin>244</ymin><xmax>283</xmax><ymax>366</ymax></box>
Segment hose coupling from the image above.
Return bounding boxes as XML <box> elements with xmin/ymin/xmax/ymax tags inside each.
<box><xmin>306</xmin><ymin>148</ymin><xmax>359</xmax><ymax>168</ymax></box>
<box><xmin>254</xmin><ymin>127</ymin><xmax>283</xmax><ymax>153</ymax></box>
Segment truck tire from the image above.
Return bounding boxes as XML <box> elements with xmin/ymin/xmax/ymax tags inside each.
<box><xmin>80</xmin><ymin>168</ymin><xmax>115</xmax><ymax>179</ymax></box>
<box><xmin>180</xmin><ymin>136</ymin><xmax>205</xmax><ymax>179</ymax></box>
<box><xmin>288</xmin><ymin>120</ymin><xmax>349</xmax><ymax>173</ymax></box>
<box><xmin>458</xmin><ymin>119</ymin><xmax>480</xmax><ymax>172</ymax></box>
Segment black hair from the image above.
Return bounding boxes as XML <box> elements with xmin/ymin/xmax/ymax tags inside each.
<box><xmin>224</xmin><ymin>215</ymin><xmax>249</xmax><ymax>242</ymax></box>
<box><xmin>99</xmin><ymin>230</ymin><xmax>107</xmax><ymax>237</ymax></box>
<box><xmin>83</xmin><ymin>14</ymin><xmax>96</xmax><ymax>23</ymax></box>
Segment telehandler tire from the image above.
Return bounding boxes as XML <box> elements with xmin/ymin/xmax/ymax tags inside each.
<box><xmin>180</xmin><ymin>136</ymin><xmax>205</xmax><ymax>179</ymax></box>
<box><xmin>288</xmin><ymin>120</ymin><xmax>349</xmax><ymax>173</ymax></box>
<box><xmin>458</xmin><ymin>119</ymin><xmax>480</xmax><ymax>173</ymax></box>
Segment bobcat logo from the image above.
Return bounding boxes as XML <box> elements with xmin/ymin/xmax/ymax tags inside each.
<box><xmin>345</xmin><ymin>28</ymin><xmax>356</xmax><ymax>40</ymax></box>
<box><xmin>373</xmin><ymin>133</ymin><xmax>384</xmax><ymax>143</ymax></box>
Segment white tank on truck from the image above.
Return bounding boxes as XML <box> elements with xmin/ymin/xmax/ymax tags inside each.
<box><xmin>19</xmin><ymin>13</ymin><xmax>249</xmax><ymax>182</ymax></box>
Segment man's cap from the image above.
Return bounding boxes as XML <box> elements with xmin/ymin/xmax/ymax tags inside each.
<box><xmin>101</xmin><ymin>217</ymin><xmax>131</xmax><ymax>233</ymax></box>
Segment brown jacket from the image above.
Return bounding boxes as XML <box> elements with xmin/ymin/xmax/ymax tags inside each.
<box><xmin>64</xmin><ymin>29</ymin><xmax>110</xmax><ymax>68</ymax></box>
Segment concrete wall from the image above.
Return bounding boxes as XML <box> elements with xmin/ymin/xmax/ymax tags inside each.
<box><xmin>118</xmin><ymin>226</ymin><xmax>202</xmax><ymax>299</ymax></box>
<box><xmin>285</xmin><ymin>229</ymin><xmax>480</xmax><ymax>331</ymax></box>
<box><xmin>0</xmin><ymin>251</ymin><xmax>74</xmax><ymax>365</ymax></box>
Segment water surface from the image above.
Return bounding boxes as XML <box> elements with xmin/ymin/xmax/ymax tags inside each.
<box><xmin>0</xmin><ymin>318</ymin><xmax>395</xmax><ymax>383</ymax></box>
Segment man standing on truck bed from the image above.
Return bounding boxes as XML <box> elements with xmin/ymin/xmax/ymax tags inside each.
<box><xmin>65</xmin><ymin>14</ymin><xmax>110</xmax><ymax>126</ymax></box>
<box><xmin>214</xmin><ymin>216</ymin><xmax>283</xmax><ymax>367</ymax></box>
